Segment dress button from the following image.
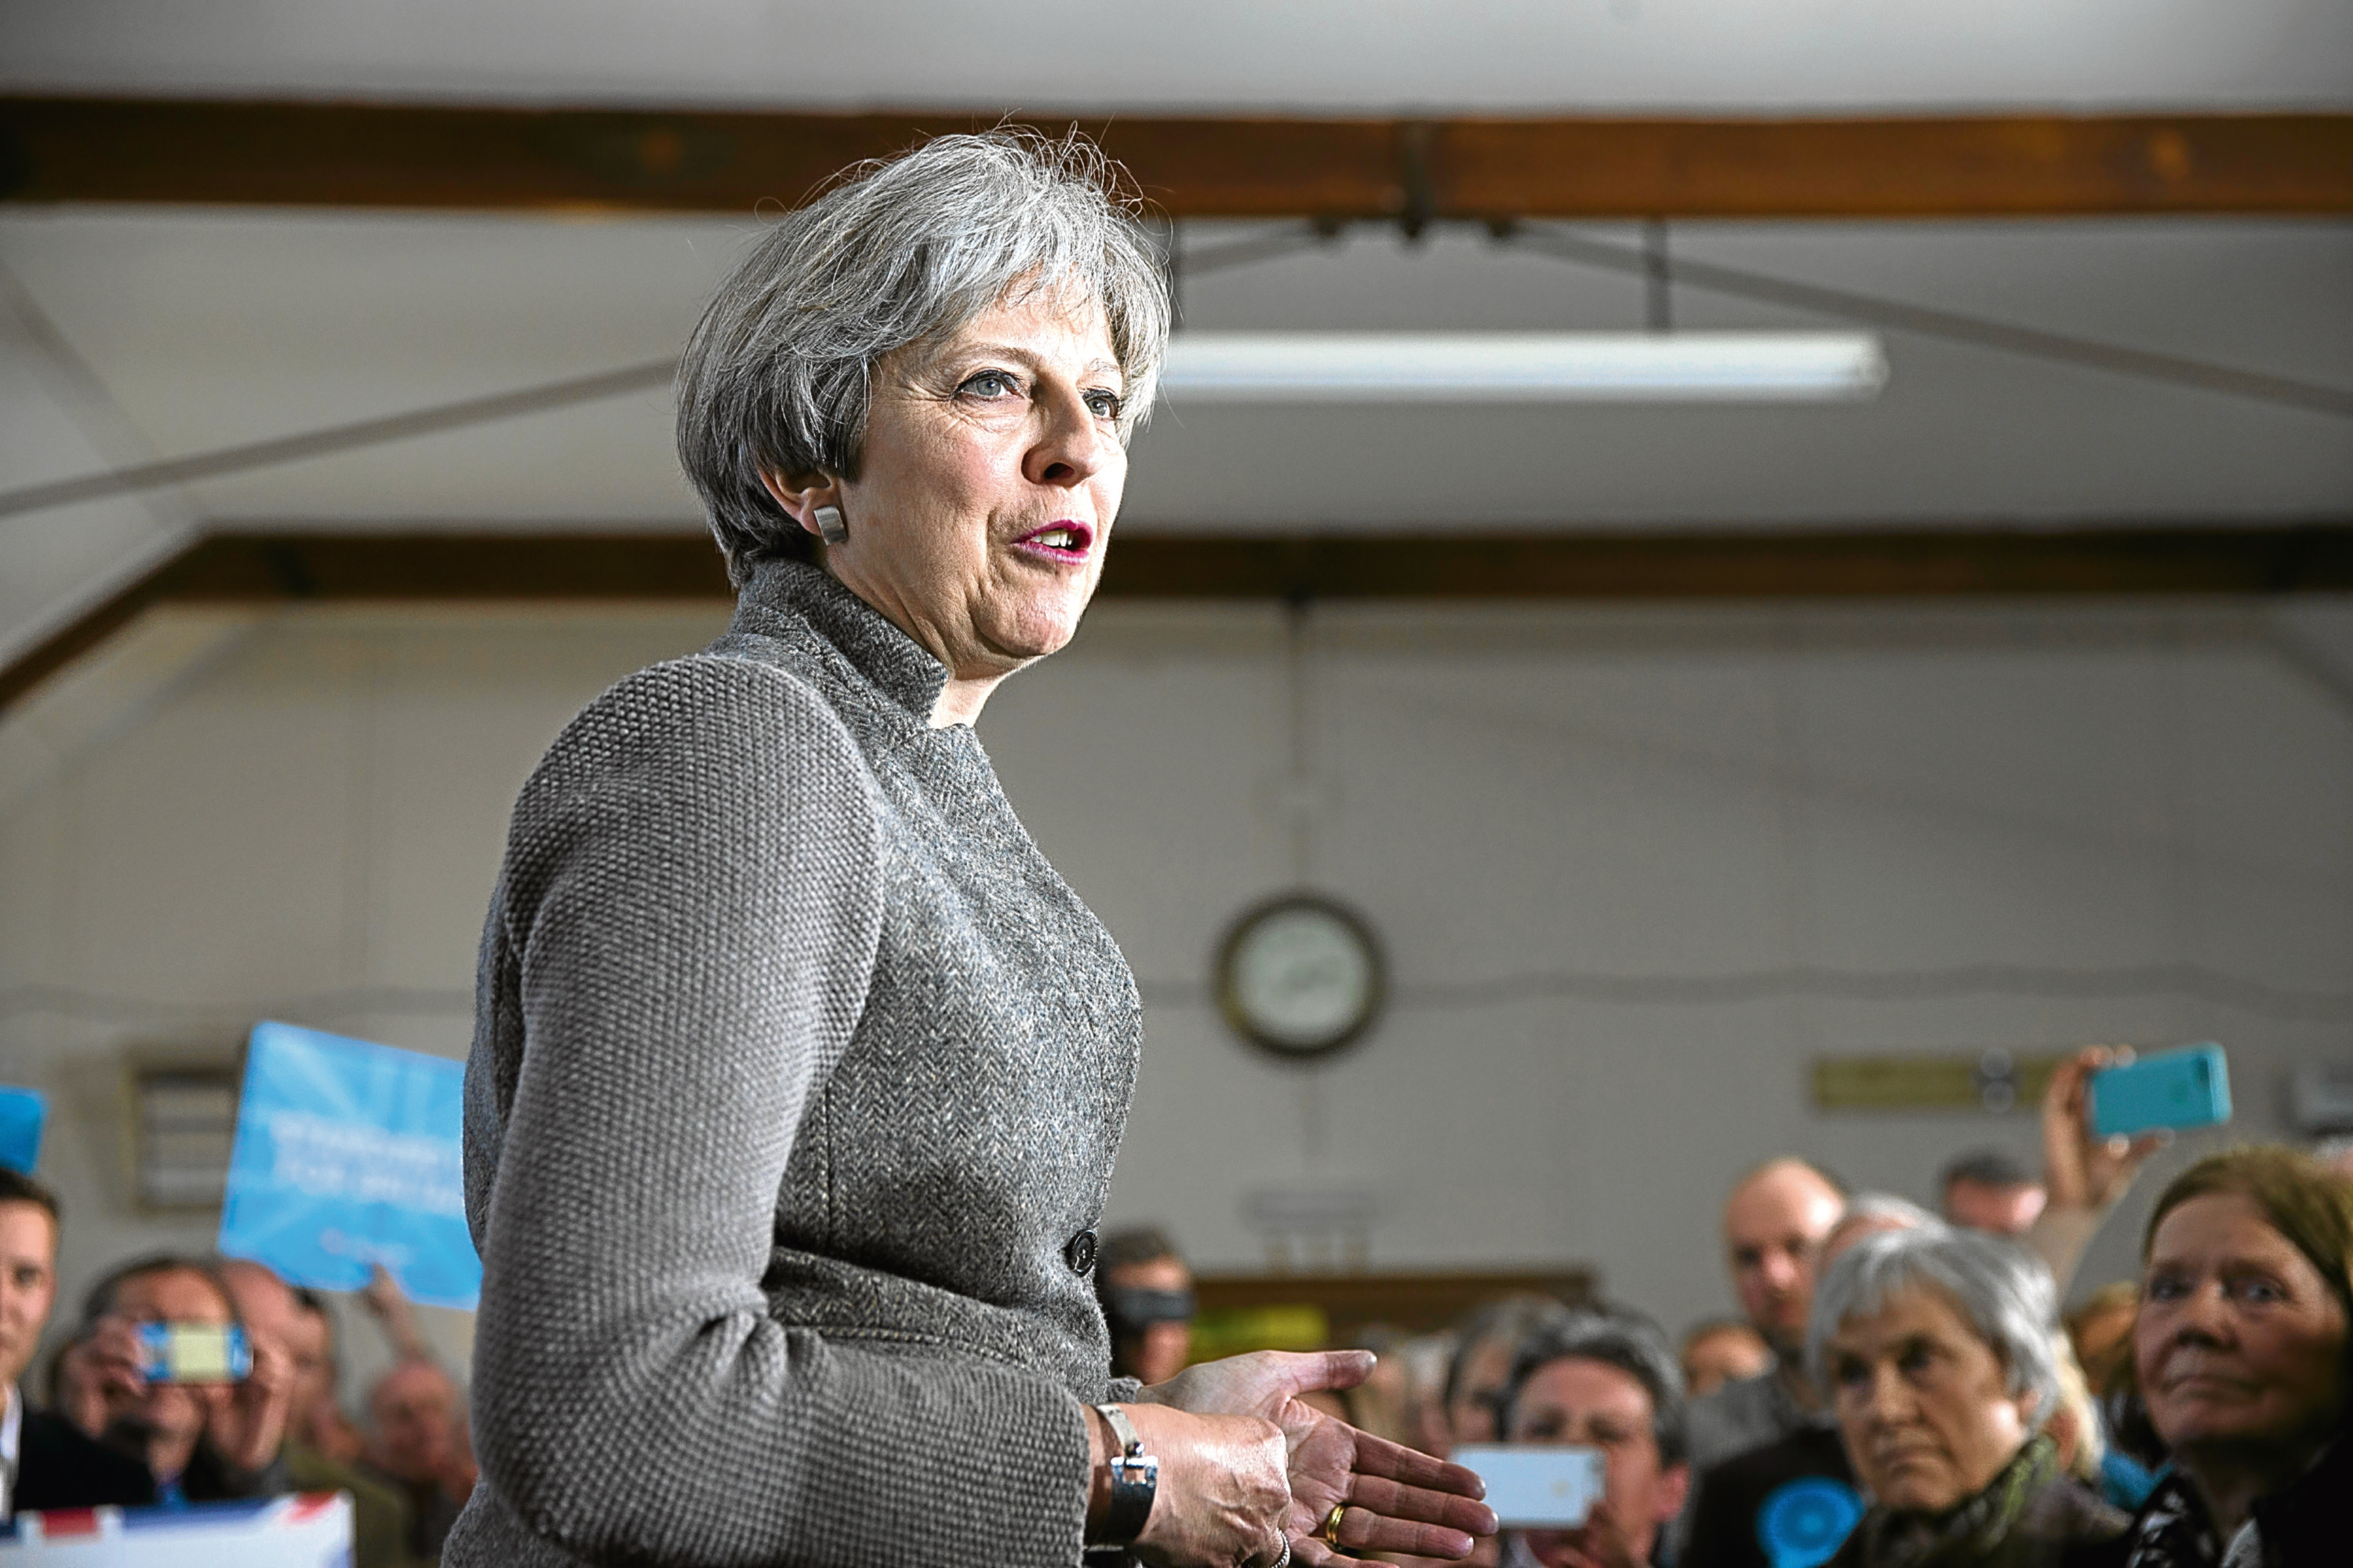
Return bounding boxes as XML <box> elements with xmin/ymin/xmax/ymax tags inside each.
<box><xmin>1064</xmin><ymin>1229</ymin><xmax>1098</xmax><ymax>1275</ymax></box>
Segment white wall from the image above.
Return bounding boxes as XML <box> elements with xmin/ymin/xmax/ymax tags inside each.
<box><xmin>3</xmin><ymin>594</ymin><xmax>2351</xmax><ymax>1399</ymax></box>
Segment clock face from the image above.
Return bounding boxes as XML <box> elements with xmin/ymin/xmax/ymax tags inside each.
<box><xmin>1217</xmin><ymin>895</ymin><xmax>1385</xmax><ymax>1060</ymax></box>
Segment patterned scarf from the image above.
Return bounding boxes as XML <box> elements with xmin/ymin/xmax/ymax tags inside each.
<box><xmin>1844</xmin><ymin>1435</ymin><xmax>2063</xmax><ymax>1568</ymax></box>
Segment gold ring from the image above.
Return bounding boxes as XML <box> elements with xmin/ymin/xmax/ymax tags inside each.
<box><xmin>1317</xmin><ymin>1504</ymin><xmax>1348</xmax><ymax>1547</ymax></box>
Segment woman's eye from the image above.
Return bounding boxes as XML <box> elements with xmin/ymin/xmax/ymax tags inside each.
<box><xmin>1833</xmin><ymin>1359</ymin><xmax>1868</xmax><ymax>1388</ymax></box>
<box><xmin>1898</xmin><ymin>1346</ymin><xmax>1934</xmax><ymax>1375</ymax></box>
<box><xmin>959</xmin><ymin>369</ymin><xmax>1020</xmax><ymax>399</ymax></box>
<box><xmin>2144</xmin><ymin>1274</ymin><xmax>2188</xmax><ymax>1302</ymax></box>
<box><xmin>2235</xmin><ymin>1276</ymin><xmax>2286</xmax><ymax>1304</ymax></box>
<box><xmin>1085</xmin><ymin>389</ymin><xmax>1123</xmax><ymax>419</ymax></box>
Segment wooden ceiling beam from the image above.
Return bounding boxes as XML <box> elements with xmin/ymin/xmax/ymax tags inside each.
<box><xmin>4</xmin><ymin>96</ymin><xmax>2348</xmax><ymax>218</ymax></box>
<box><xmin>11</xmin><ymin>524</ymin><xmax>2353</xmax><ymax>715</ymax></box>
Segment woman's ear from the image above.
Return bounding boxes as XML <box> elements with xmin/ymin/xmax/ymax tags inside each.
<box><xmin>1654</xmin><ymin>1462</ymin><xmax>1691</xmax><ymax>1523</ymax></box>
<box><xmin>758</xmin><ymin>469</ymin><xmax>843</xmax><ymax>538</ymax></box>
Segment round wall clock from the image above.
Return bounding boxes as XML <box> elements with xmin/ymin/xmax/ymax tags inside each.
<box><xmin>1214</xmin><ymin>893</ymin><xmax>1386</xmax><ymax>1062</ymax></box>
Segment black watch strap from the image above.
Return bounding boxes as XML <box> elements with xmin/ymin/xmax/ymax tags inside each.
<box><xmin>1092</xmin><ymin>1402</ymin><xmax>1158</xmax><ymax>1548</ymax></box>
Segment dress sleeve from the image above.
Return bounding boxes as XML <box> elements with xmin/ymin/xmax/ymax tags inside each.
<box><xmin>467</xmin><ymin>657</ymin><xmax>1092</xmax><ymax>1567</ymax></box>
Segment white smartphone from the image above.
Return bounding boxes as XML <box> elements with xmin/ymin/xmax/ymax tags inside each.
<box><xmin>1449</xmin><ymin>1444</ymin><xmax>1607</xmax><ymax>1529</ymax></box>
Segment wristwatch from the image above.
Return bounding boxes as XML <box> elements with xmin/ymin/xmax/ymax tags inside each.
<box><xmin>1089</xmin><ymin>1402</ymin><xmax>1158</xmax><ymax>1549</ymax></box>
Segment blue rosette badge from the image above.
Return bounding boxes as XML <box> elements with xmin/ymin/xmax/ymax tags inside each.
<box><xmin>1758</xmin><ymin>1477</ymin><xmax>1865</xmax><ymax>1568</ymax></box>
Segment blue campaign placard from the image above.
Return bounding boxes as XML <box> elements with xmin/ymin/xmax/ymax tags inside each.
<box><xmin>0</xmin><ymin>1088</ymin><xmax>43</xmax><ymax>1174</ymax></box>
<box><xmin>216</xmin><ymin>1022</ymin><xmax>480</xmax><ymax>1310</ymax></box>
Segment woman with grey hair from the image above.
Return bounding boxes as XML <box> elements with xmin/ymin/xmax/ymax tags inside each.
<box><xmin>446</xmin><ymin>129</ymin><xmax>1489</xmax><ymax>1568</ymax></box>
<box><xmin>1807</xmin><ymin>1228</ymin><xmax>2126</xmax><ymax>1566</ymax></box>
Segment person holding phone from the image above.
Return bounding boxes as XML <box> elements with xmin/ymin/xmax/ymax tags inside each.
<box><xmin>64</xmin><ymin>1253</ymin><xmax>293</xmax><ymax>1506</ymax></box>
<box><xmin>1491</xmin><ymin>1310</ymin><xmax>1691</xmax><ymax>1568</ymax></box>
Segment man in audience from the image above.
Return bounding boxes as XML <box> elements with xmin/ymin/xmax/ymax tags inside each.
<box><xmin>218</xmin><ymin>1257</ymin><xmax>414</xmax><ymax>1567</ymax></box>
<box><xmin>1677</xmin><ymin>1318</ymin><xmax>1771</xmax><ymax>1399</ymax></box>
<box><xmin>1682</xmin><ymin>1156</ymin><xmax>1846</xmax><ymax>1475</ymax></box>
<box><xmin>364</xmin><ymin>1357</ymin><xmax>469</xmax><ymax>1561</ymax></box>
<box><xmin>1500</xmin><ymin>1308</ymin><xmax>1690</xmax><ymax>1568</ymax></box>
<box><xmin>68</xmin><ymin>1253</ymin><xmax>295</xmax><ymax>1505</ymax></box>
<box><xmin>1093</xmin><ymin>1226</ymin><xmax>1197</xmax><ymax>1386</ymax></box>
<box><xmin>1937</xmin><ymin>1146</ymin><xmax>2046</xmax><ymax>1235</ymax></box>
<box><xmin>1679</xmin><ymin>1194</ymin><xmax>1937</xmax><ymax>1568</ymax></box>
<box><xmin>285</xmin><ymin>1287</ymin><xmax>365</xmax><ymax>1464</ymax></box>
<box><xmin>0</xmin><ymin>1170</ymin><xmax>154</xmax><ymax>1516</ymax></box>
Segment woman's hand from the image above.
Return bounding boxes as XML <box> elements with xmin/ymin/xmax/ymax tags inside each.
<box><xmin>2042</xmin><ymin>1044</ymin><xmax>2166</xmax><ymax>1211</ymax></box>
<box><xmin>1143</xmin><ymin>1351</ymin><xmax>1496</xmax><ymax>1564</ymax></box>
<box><xmin>1113</xmin><ymin>1402</ymin><xmax>1291</xmax><ymax>1568</ymax></box>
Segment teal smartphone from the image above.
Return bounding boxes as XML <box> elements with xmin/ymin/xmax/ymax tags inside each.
<box><xmin>2089</xmin><ymin>1044</ymin><xmax>2231</xmax><ymax>1139</ymax></box>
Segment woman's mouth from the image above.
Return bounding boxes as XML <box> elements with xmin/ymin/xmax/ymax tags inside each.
<box><xmin>1011</xmin><ymin>522</ymin><xmax>1095</xmax><ymax>564</ymax></box>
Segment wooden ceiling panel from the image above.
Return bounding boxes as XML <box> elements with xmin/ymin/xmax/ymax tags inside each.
<box><xmin>4</xmin><ymin>97</ymin><xmax>2348</xmax><ymax>217</ymax></box>
<box><xmin>13</xmin><ymin>524</ymin><xmax>2353</xmax><ymax>715</ymax></box>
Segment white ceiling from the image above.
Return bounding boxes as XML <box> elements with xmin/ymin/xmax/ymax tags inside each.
<box><xmin>2</xmin><ymin>208</ymin><xmax>2346</xmax><ymax>533</ymax></box>
<box><xmin>2</xmin><ymin>0</ymin><xmax>2350</xmax><ymax>113</ymax></box>
<box><xmin>1</xmin><ymin>1</ymin><xmax>2350</xmax><ymax>681</ymax></box>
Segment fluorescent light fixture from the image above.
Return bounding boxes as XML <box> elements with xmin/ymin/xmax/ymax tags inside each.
<box><xmin>1158</xmin><ymin>331</ymin><xmax>1887</xmax><ymax>402</ymax></box>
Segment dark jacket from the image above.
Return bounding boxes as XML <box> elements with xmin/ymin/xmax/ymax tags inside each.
<box><xmin>1685</xmin><ymin>1424</ymin><xmax>1859</xmax><ymax>1568</ymax></box>
<box><xmin>2070</xmin><ymin>1435</ymin><xmax>2353</xmax><ymax>1568</ymax></box>
<box><xmin>11</xmin><ymin>1408</ymin><xmax>158</xmax><ymax>1515</ymax></box>
<box><xmin>1827</xmin><ymin>1438</ymin><xmax>2127</xmax><ymax>1568</ymax></box>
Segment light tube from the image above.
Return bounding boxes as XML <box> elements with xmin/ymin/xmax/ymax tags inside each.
<box><xmin>1158</xmin><ymin>331</ymin><xmax>1887</xmax><ymax>402</ymax></box>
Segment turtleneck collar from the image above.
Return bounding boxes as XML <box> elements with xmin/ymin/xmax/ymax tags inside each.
<box><xmin>732</xmin><ymin>555</ymin><xmax>951</xmax><ymax>723</ymax></box>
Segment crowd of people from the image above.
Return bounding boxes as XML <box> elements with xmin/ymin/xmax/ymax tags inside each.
<box><xmin>1101</xmin><ymin>1045</ymin><xmax>2351</xmax><ymax>1568</ymax></box>
<box><xmin>0</xmin><ymin>1170</ymin><xmax>475</xmax><ymax>1565</ymax></box>
<box><xmin>4</xmin><ymin>1035</ymin><xmax>2348</xmax><ymax>1568</ymax></box>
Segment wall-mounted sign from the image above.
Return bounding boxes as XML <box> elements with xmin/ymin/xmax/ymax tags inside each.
<box><xmin>1813</xmin><ymin>1049</ymin><xmax>2068</xmax><ymax>1113</ymax></box>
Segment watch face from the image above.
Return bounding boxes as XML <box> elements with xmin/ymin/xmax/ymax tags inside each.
<box><xmin>1217</xmin><ymin>895</ymin><xmax>1384</xmax><ymax>1060</ymax></box>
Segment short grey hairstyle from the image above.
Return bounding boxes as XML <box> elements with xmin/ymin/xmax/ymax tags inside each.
<box><xmin>1835</xmin><ymin>1191</ymin><xmax>1941</xmax><ymax>1235</ymax></box>
<box><xmin>675</xmin><ymin>128</ymin><xmax>1172</xmax><ymax>585</ymax></box>
<box><xmin>1502</xmin><ymin>1308</ymin><xmax>1689</xmax><ymax>1467</ymax></box>
<box><xmin>1806</xmin><ymin>1226</ymin><xmax>2062</xmax><ymax>1423</ymax></box>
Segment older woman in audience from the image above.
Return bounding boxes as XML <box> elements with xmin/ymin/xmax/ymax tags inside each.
<box><xmin>1809</xmin><ymin>1227</ymin><xmax>2126</xmax><ymax>1566</ymax></box>
<box><xmin>2100</xmin><ymin>1148</ymin><xmax>2351</xmax><ymax>1567</ymax></box>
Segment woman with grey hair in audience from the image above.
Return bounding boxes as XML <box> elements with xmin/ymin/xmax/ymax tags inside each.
<box><xmin>449</xmin><ymin>130</ymin><xmax>1489</xmax><ymax>1568</ymax></box>
<box><xmin>1807</xmin><ymin>1227</ymin><xmax>2127</xmax><ymax>1567</ymax></box>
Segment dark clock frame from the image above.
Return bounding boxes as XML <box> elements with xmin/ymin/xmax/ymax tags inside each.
<box><xmin>1213</xmin><ymin>891</ymin><xmax>1387</xmax><ymax>1064</ymax></box>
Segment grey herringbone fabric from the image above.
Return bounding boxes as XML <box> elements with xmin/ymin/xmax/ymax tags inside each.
<box><xmin>446</xmin><ymin>558</ymin><xmax>1146</xmax><ymax>1567</ymax></box>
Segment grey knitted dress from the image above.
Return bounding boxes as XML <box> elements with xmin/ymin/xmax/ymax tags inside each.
<box><xmin>445</xmin><ymin>558</ymin><xmax>1145</xmax><ymax>1567</ymax></box>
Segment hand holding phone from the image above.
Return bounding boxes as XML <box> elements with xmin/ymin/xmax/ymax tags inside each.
<box><xmin>2089</xmin><ymin>1044</ymin><xmax>2231</xmax><ymax>1140</ymax></box>
<box><xmin>135</xmin><ymin>1320</ymin><xmax>253</xmax><ymax>1384</ymax></box>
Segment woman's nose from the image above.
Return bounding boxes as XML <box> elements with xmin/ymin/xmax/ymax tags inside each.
<box><xmin>2173</xmin><ymin>1280</ymin><xmax>2237</xmax><ymax>1342</ymax></box>
<box><xmin>1025</xmin><ymin>388</ymin><xmax>1111</xmax><ymax>489</ymax></box>
<box><xmin>1862</xmin><ymin>1362</ymin><xmax>1914</xmax><ymax>1424</ymax></box>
